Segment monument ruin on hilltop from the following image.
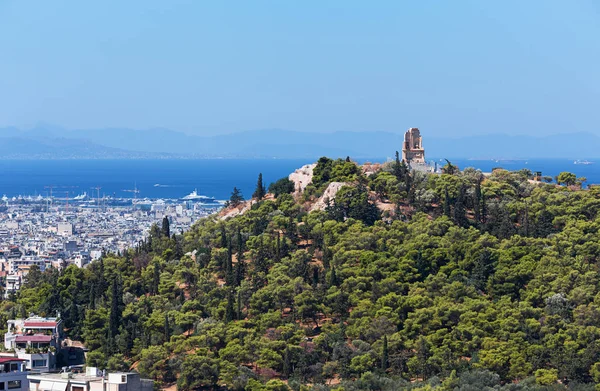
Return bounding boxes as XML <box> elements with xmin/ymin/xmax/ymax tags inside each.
<box><xmin>402</xmin><ymin>127</ymin><xmax>425</xmax><ymax>164</ymax></box>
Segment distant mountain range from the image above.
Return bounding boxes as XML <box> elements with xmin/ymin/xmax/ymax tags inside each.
<box><xmin>0</xmin><ymin>125</ymin><xmax>598</xmax><ymax>159</ymax></box>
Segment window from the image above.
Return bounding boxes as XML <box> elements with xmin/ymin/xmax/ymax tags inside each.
<box><xmin>10</xmin><ymin>364</ymin><xmax>18</xmax><ymax>372</ymax></box>
<box><xmin>32</xmin><ymin>360</ymin><xmax>46</xmax><ymax>368</ymax></box>
<box><xmin>72</xmin><ymin>387</ymin><xmax>84</xmax><ymax>391</ymax></box>
<box><xmin>0</xmin><ymin>382</ymin><xmax>5</xmax><ymax>390</ymax></box>
<box><xmin>121</xmin><ymin>376</ymin><xmax>127</xmax><ymax>383</ymax></box>
<box><xmin>8</xmin><ymin>381</ymin><xmax>21</xmax><ymax>390</ymax></box>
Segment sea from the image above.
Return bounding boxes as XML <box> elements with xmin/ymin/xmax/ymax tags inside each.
<box><xmin>0</xmin><ymin>158</ymin><xmax>597</xmax><ymax>200</ymax></box>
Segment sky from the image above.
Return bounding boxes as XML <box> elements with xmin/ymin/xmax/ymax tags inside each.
<box><xmin>0</xmin><ymin>0</ymin><xmax>599</xmax><ymax>137</ymax></box>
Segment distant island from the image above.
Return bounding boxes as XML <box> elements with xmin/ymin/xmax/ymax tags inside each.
<box><xmin>1</xmin><ymin>125</ymin><xmax>599</xmax><ymax>159</ymax></box>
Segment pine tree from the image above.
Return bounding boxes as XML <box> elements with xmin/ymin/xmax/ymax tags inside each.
<box><xmin>229</xmin><ymin>187</ymin><xmax>244</xmax><ymax>207</ymax></box>
<box><xmin>381</xmin><ymin>335</ymin><xmax>389</xmax><ymax>371</ymax></box>
<box><xmin>161</xmin><ymin>216</ymin><xmax>170</xmax><ymax>238</ymax></box>
<box><xmin>253</xmin><ymin>173</ymin><xmax>266</xmax><ymax>200</ymax></box>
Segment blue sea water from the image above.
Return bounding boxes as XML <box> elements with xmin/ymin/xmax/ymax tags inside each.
<box><xmin>0</xmin><ymin>158</ymin><xmax>597</xmax><ymax>200</ymax></box>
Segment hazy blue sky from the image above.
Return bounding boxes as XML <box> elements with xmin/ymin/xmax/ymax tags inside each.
<box><xmin>0</xmin><ymin>1</ymin><xmax>599</xmax><ymax>137</ymax></box>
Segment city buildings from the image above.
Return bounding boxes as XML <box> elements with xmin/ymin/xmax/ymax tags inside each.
<box><xmin>0</xmin><ymin>200</ymin><xmax>220</xmax><ymax>297</ymax></box>
<box><xmin>28</xmin><ymin>369</ymin><xmax>153</xmax><ymax>391</ymax></box>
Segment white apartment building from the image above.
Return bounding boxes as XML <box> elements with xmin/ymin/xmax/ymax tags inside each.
<box><xmin>28</xmin><ymin>369</ymin><xmax>153</xmax><ymax>391</ymax></box>
<box><xmin>3</xmin><ymin>317</ymin><xmax>63</xmax><ymax>372</ymax></box>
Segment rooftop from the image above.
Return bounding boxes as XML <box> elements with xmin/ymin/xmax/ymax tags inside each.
<box><xmin>15</xmin><ymin>335</ymin><xmax>52</xmax><ymax>343</ymax></box>
<box><xmin>0</xmin><ymin>357</ymin><xmax>26</xmax><ymax>364</ymax></box>
<box><xmin>24</xmin><ymin>322</ymin><xmax>57</xmax><ymax>328</ymax></box>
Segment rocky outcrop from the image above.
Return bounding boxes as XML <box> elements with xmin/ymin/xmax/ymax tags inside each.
<box><xmin>219</xmin><ymin>200</ymin><xmax>252</xmax><ymax>219</ymax></box>
<box><xmin>289</xmin><ymin>164</ymin><xmax>316</xmax><ymax>195</ymax></box>
<box><xmin>310</xmin><ymin>182</ymin><xmax>348</xmax><ymax>212</ymax></box>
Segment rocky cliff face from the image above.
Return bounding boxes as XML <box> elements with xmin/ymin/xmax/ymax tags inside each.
<box><xmin>310</xmin><ymin>182</ymin><xmax>348</xmax><ymax>212</ymax></box>
<box><xmin>288</xmin><ymin>163</ymin><xmax>316</xmax><ymax>195</ymax></box>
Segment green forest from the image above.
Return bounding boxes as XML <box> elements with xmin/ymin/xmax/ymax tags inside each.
<box><xmin>5</xmin><ymin>155</ymin><xmax>600</xmax><ymax>391</ymax></box>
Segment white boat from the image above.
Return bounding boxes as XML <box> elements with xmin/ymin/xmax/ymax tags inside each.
<box><xmin>73</xmin><ymin>192</ymin><xmax>88</xmax><ymax>201</ymax></box>
<box><xmin>574</xmin><ymin>160</ymin><xmax>594</xmax><ymax>165</ymax></box>
<box><xmin>181</xmin><ymin>189</ymin><xmax>217</xmax><ymax>203</ymax></box>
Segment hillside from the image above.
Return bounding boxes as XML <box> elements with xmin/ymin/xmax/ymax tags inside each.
<box><xmin>9</xmin><ymin>156</ymin><xmax>600</xmax><ymax>390</ymax></box>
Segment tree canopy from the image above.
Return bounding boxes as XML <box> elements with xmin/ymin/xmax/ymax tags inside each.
<box><xmin>9</xmin><ymin>156</ymin><xmax>600</xmax><ymax>391</ymax></box>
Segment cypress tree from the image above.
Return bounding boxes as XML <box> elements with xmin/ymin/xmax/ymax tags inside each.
<box><xmin>109</xmin><ymin>278</ymin><xmax>122</xmax><ymax>349</ymax></box>
<box><xmin>234</xmin><ymin>259</ymin><xmax>244</xmax><ymax>287</ymax></box>
<box><xmin>220</xmin><ymin>226</ymin><xmax>227</xmax><ymax>249</ymax></box>
<box><xmin>481</xmin><ymin>190</ymin><xmax>487</xmax><ymax>224</ymax></box>
<box><xmin>161</xmin><ymin>216</ymin><xmax>170</xmax><ymax>238</ymax></box>
<box><xmin>443</xmin><ymin>187</ymin><xmax>452</xmax><ymax>218</ymax></box>
<box><xmin>152</xmin><ymin>262</ymin><xmax>160</xmax><ymax>295</ymax></box>
<box><xmin>283</xmin><ymin>345</ymin><xmax>292</xmax><ymax>378</ymax></box>
<box><xmin>254</xmin><ymin>236</ymin><xmax>268</xmax><ymax>274</ymax></box>
<box><xmin>322</xmin><ymin>244</ymin><xmax>330</xmax><ymax>270</ymax></box>
<box><xmin>235</xmin><ymin>231</ymin><xmax>245</xmax><ymax>284</ymax></box>
<box><xmin>381</xmin><ymin>335</ymin><xmax>389</xmax><ymax>371</ymax></box>
<box><xmin>523</xmin><ymin>201</ymin><xmax>530</xmax><ymax>237</ymax></box>
<box><xmin>393</xmin><ymin>151</ymin><xmax>403</xmax><ymax>181</ymax></box>
<box><xmin>405</xmin><ymin>166</ymin><xmax>413</xmax><ymax>202</ymax></box>
<box><xmin>312</xmin><ymin>267</ymin><xmax>319</xmax><ymax>286</ymax></box>
<box><xmin>474</xmin><ymin>179</ymin><xmax>482</xmax><ymax>223</ymax></box>
<box><xmin>328</xmin><ymin>267</ymin><xmax>339</xmax><ymax>287</ymax></box>
<box><xmin>237</xmin><ymin>229</ymin><xmax>244</xmax><ymax>259</ymax></box>
<box><xmin>274</xmin><ymin>234</ymin><xmax>282</xmax><ymax>263</ymax></box>
<box><xmin>225</xmin><ymin>289</ymin><xmax>235</xmax><ymax>323</ymax></box>
<box><xmin>236</xmin><ymin>290</ymin><xmax>243</xmax><ymax>320</ymax></box>
<box><xmin>453</xmin><ymin>184</ymin><xmax>468</xmax><ymax>227</ymax></box>
<box><xmin>164</xmin><ymin>314</ymin><xmax>170</xmax><ymax>343</ymax></box>
<box><xmin>226</xmin><ymin>239</ymin><xmax>234</xmax><ymax>285</ymax></box>
<box><xmin>253</xmin><ymin>173</ymin><xmax>266</xmax><ymax>200</ymax></box>
<box><xmin>88</xmin><ymin>282</ymin><xmax>96</xmax><ymax>309</ymax></box>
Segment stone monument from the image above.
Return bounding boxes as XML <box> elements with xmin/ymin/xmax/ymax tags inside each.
<box><xmin>402</xmin><ymin>127</ymin><xmax>425</xmax><ymax>164</ymax></box>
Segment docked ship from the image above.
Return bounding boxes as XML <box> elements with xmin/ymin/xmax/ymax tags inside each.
<box><xmin>181</xmin><ymin>189</ymin><xmax>219</xmax><ymax>203</ymax></box>
<box><xmin>73</xmin><ymin>192</ymin><xmax>88</xmax><ymax>201</ymax></box>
